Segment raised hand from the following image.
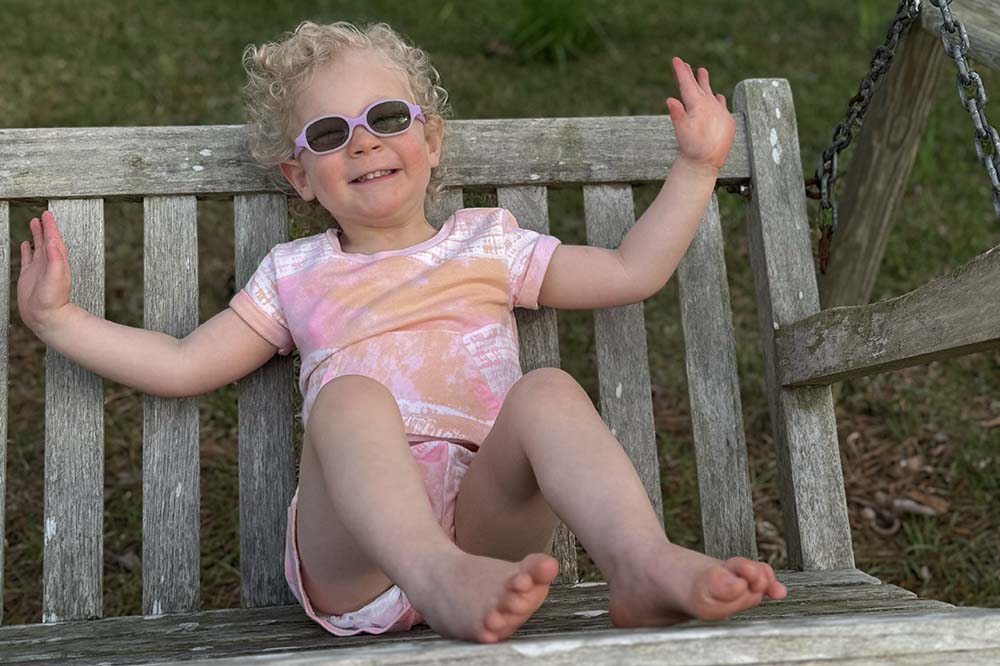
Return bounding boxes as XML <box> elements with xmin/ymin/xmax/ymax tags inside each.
<box><xmin>665</xmin><ymin>57</ymin><xmax>736</xmax><ymax>174</ymax></box>
<box><xmin>17</xmin><ymin>210</ymin><xmax>72</xmax><ymax>332</ymax></box>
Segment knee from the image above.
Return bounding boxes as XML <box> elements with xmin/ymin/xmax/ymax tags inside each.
<box><xmin>506</xmin><ymin>368</ymin><xmax>590</xmax><ymax>414</ymax></box>
<box><xmin>314</xmin><ymin>374</ymin><xmax>396</xmax><ymax>412</ymax></box>
<box><xmin>308</xmin><ymin>375</ymin><xmax>399</xmax><ymax>438</ymax></box>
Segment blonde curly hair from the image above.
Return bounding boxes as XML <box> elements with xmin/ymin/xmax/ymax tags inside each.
<box><xmin>242</xmin><ymin>21</ymin><xmax>451</xmax><ymax>222</ymax></box>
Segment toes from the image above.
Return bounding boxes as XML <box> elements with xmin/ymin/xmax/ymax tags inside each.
<box><xmin>522</xmin><ymin>553</ymin><xmax>559</xmax><ymax>584</ymax></box>
<box><xmin>726</xmin><ymin>558</ymin><xmax>773</xmax><ymax>595</ymax></box>
<box><xmin>476</xmin><ymin>625</ymin><xmax>500</xmax><ymax>644</ymax></box>
<box><xmin>484</xmin><ymin>609</ymin><xmax>507</xmax><ymax>634</ymax></box>
<box><xmin>510</xmin><ymin>572</ymin><xmax>533</xmax><ymax>594</ymax></box>
<box><xmin>707</xmin><ymin>567</ymin><xmax>748</xmax><ymax>602</ymax></box>
<box><xmin>499</xmin><ymin>587</ymin><xmax>536</xmax><ymax>615</ymax></box>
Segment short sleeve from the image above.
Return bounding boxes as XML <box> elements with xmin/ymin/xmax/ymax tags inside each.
<box><xmin>228</xmin><ymin>250</ymin><xmax>295</xmax><ymax>355</ymax></box>
<box><xmin>501</xmin><ymin>208</ymin><xmax>562</xmax><ymax>310</ymax></box>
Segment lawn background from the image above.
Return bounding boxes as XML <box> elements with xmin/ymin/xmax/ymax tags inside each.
<box><xmin>3</xmin><ymin>0</ymin><xmax>998</xmax><ymax>624</ymax></box>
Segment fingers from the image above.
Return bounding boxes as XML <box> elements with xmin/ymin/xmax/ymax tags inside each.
<box><xmin>697</xmin><ymin>67</ymin><xmax>713</xmax><ymax>96</ymax></box>
<box><xmin>664</xmin><ymin>97</ymin><xmax>686</xmax><ymax>124</ymax></box>
<box><xmin>671</xmin><ymin>57</ymin><xmax>719</xmax><ymax>102</ymax></box>
<box><xmin>41</xmin><ymin>210</ymin><xmax>65</xmax><ymax>256</ymax></box>
<box><xmin>19</xmin><ymin>240</ymin><xmax>32</xmax><ymax>274</ymax></box>
<box><xmin>25</xmin><ymin>210</ymin><xmax>64</xmax><ymax>262</ymax></box>
<box><xmin>671</xmin><ymin>57</ymin><xmax>700</xmax><ymax>99</ymax></box>
<box><xmin>29</xmin><ymin>217</ymin><xmax>43</xmax><ymax>260</ymax></box>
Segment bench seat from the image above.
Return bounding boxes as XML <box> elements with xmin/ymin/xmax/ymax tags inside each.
<box><xmin>6</xmin><ymin>570</ymin><xmax>1000</xmax><ymax>665</ymax></box>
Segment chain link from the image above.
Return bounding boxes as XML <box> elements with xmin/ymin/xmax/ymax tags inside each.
<box><xmin>929</xmin><ymin>0</ymin><xmax>1000</xmax><ymax>220</ymax></box>
<box><xmin>806</xmin><ymin>0</ymin><xmax>923</xmax><ymax>274</ymax></box>
<box><xmin>807</xmin><ymin>0</ymin><xmax>1000</xmax><ymax>274</ymax></box>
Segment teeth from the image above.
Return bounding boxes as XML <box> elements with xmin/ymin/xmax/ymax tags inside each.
<box><xmin>355</xmin><ymin>169</ymin><xmax>395</xmax><ymax>182</ymax></box>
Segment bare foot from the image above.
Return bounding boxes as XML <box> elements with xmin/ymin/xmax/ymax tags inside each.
<box><xmin>407</xmin><ymin>551</ymin><xmax>558</xmax><ymax>642</ymax></box>
<box><xmin>607</xmin><ymin>541</ymin><xmax>787</xmax><ymax>627</ymax></box>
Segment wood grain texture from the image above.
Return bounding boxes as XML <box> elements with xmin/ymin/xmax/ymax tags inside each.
<box><xmin>676</xmin><ymin>195</ymin><xmax>757</xmax><ymax>560</ymax></box>
<box><xmin>2</xmin><ymin>572</ymin><xmax>988</xmax><ymax>666</ymax></box>
<box><xmin>583</xmin><ymin>185</ymin><xmax>662</xmax><ymax>526</ymax></box>
<box><xmin>0</xmin><ymin>116</ymin><xmax>751</xmax><ymax>201</ymax></box>
<box><xmin>233</xmin><ymin>194</ymin><xmax>297</xmax><ymax>608</ymax></box>
<box><xmin>733</xmin><ymin>79</ymin><xmax>854</xmax><ymax>571</ymax></box>
<box><xmin>819</xmin><ymin>26</ymin><xmax>947</xmax><ymax>310</ymax></box>
<box><xmin>142</xmin><ymin>196</ymin><xmax>201</xmax><ymax>615</ymax></box>
<box><xmin>42</xmin><ymin>199</ymin><xmax>105</xmax><ymax>622</ymax></box>
<box><xmin>164</xmin><ymin>608</ymin><xmax>996</xmax><ymax>666</ymax></box>
<box><xmin>781</xmin><ymin>243</ymin><xmax>1000</xmax><ymax>387</ymax></box>
<box><xmin>921</xmin><ymin>0</ymin><xmax>1000</xmax><ymax>72</ymax></box>
<box><xmin>0</xmin><ymin>201</ymin><xmax>7</xmax><ymax>624</ymax></box>
<box><xmin>498</xmin><ymin>185</ymin><xmax>578</xmax><ymax>586</ymax></box>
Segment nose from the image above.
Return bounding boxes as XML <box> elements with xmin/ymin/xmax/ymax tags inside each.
<box><xmin>347</xmin><ymin>125</ymin><xmax>382</xmax><ymax>155</ymax></box>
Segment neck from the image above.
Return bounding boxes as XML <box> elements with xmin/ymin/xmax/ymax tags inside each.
<box><xmin>337</xmin><ymin>218</ymin><xmax>437</xmax><ymax>255</ymax></box>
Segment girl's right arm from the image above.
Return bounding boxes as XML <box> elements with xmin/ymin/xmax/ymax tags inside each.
<box><xmin>17</xmin><ymin>211</ymin><xmax>278</xmax><ymax>399</ymax></box>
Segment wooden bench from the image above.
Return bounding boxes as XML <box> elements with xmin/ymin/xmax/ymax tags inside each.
<box><xmin>2</xmin><ymin>78</ymin><xmax>999</xmax><ymax>664</ymax></box>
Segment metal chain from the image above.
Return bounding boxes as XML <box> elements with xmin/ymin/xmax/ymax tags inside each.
<box><xmin>807</xmin><ymin>0</ymin><xmax>1000</xmax><ymax>274</ymax></box>
<box><xmin>929</xmin><ymin>0</ymin><xmax>1000</xmax><ymax>220</ymax></box>
<box><xmin>806</xmin><ymin>0</ymin><xmax>923</xmax><ymax>274</ymax></box>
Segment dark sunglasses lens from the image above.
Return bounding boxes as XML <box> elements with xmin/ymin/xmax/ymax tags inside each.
<box><xmin>368</xmin><ymin>101</ymin><xmax>412</xmax><ymax>135</ymax></box>
<box><xmin>306</xmin><ymin>117</ymin><xmax>350</xmax><ymax>152</ymax></box>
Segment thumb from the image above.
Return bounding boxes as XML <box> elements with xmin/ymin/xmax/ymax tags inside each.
<box><xmin>665</xmin><ymin>98</ymin><xmax>685</xmax><ymax>125</ymax></box>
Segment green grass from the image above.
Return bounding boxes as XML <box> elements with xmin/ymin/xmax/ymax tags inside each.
<box><xmin>4</xmin><ymin>0</ymin><xmax>1000</xmax><ymax>625</ymax></box>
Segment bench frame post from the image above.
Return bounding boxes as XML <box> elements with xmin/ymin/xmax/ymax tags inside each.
<box><xmin>734</xmin><ymin>79</ymin><xmax>855</xmax><ymax>570</ymax></box>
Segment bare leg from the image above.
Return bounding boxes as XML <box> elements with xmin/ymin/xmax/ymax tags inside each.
<box><xmin>454</xmin><ymin>368</ymin><xmax>787</xmax><ymax>627</ymax></box>
<box><xmin>296</xmin><ymin>374</ymin><xmax>558</xmax><ymax>642</ymax></box>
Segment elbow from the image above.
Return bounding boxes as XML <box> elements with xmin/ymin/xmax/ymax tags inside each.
<box><xmin>158</xmin><ymin>346</ymin><xmax>204</xmax><ymax>399</ymax></box>
<box><xmin>618</xmin><ymin>251</ymin><xmax>672</xmax><ymax>304</ymax></box>
<box><xmin>627</xmin><ymin>275</ymin><xmax>668</xmax><ymax>304</ymax></box>
<box><xmin>637</xmin><ymin>267</ymin><xmax>678</xmax><ymax>302</ymax></box>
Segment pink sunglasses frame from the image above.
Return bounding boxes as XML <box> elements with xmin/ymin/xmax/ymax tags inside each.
<box><xmin>291</xmin><ymin>98</ymin><xmax>426</xmax><ymax>159</ymax></box>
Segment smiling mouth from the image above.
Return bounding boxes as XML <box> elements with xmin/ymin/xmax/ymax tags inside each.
<box><xmin>351</xmin><ymin>169</ymin><xmax>399</xmax><ymax>183</ymax></box>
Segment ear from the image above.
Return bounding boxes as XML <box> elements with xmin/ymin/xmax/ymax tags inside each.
<box><xmin>279</xmin><ymin>159</ymin><xmax>316</xmax><ymax>201</ymax></box>
<box><xmin>423</xmin><ymin>116</ymin><xmax>444</xmax><ymax>168</ymax></box>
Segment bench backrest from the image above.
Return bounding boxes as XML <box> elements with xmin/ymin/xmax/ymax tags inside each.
<box><xmin>0</xmin><ymin>79</ymin><xmax>854</xmax><ymax>623</ymax></box>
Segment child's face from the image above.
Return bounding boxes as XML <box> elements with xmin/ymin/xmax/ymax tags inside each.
<box><xmin>279</xmin><ymin>49</ymin><xmax>442</xmax><ymax>229</ymax></box>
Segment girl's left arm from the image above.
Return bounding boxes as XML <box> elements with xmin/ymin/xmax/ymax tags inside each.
<box><xmin>537</xmin><ymin>57</ymin><xmax>734</xmax><ymax>311</ymax></box>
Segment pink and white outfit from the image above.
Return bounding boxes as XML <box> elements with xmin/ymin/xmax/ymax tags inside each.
<box><xmin>229</xmin><ymin>207</ymin><xmax>561</xmax><ymax>635</ymax></box>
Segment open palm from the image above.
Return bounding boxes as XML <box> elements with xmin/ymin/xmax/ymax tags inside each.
<box><xmin>17</xmin><ymin>210</ymin><xmax>72</xmax><ymax>331</ymax></box>
<box><xmin>665</xmin><ymin>57</ymin><xmax>736</xmax><ymax>172</ymax></box>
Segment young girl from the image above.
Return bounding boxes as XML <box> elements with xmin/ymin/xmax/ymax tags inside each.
<box><xmin>17</xmin><ymin>21</ymin><xmax>786</xmax><ymax>643</ymax></box>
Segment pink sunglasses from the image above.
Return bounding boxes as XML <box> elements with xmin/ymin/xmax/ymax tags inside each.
<box><xmin>291</xmin><ymin>99</ymin><xmax>426</xmax><ymax>159</ymax></box>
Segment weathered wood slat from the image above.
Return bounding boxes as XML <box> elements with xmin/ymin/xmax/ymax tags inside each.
<box><xmin>142</xmin><ymin>196</ymin><xmax>201</xmax><ymax>614</ymax></box>
<box><xmin>233</xmin><ymin>194</ymin><xmax>297</xmax><ymax>608</ymax></box>
<box><xmin>0</xmin><ymin>576</ymin><xmax>982</xmax><ymax>666</ymax></box>
<box><xmin>42</xmin><ymin>199</ymin><xmax>105</xmax><ymax>622</ymax></box>
<box><xmin>921</xmin><ymin>0</ymin><xmax>1000</xmax><ymax>72</ymax></box>
<box><xmin>583</xmin><ymin>185</ymin><xmax>662</xmax><ymax>526</ymax></box>
<box><xmin>0</xmin><ymin>201</ymin><xmax>7</xmax><ymax>624</ymax></box>
<box><xmin>781</xmin><ymin>243</ymin><xmax>1000</xmax><ymax>387</ymax></box>
<box><xmin>158</xmin><ymin>608</ymin><xmax>1000</xmax><ymax>666</ymax></box>
<box><xmin>775</xmin><ymin>568</ymin><xmax>880</xmax><ymax>587</ymax></box>
<box><xmin>0</xmin><ymin>116</ymin><xmax>751</xmax><ymax>201</ymax></box>
<box><xmin>0</xmin><ymin>572</ymin><xmax>881</xmax><ymax>640</ymax></box>
<box><xmin>733</xmin><ymin>80</ymin><xmax>854</xmax><ymax>571</ymax></box>
<box><xmin>675</xmin><ymin>194</ymin><xmax>756</xmax><ymax>561</ymax></box>
<box><xmin>498</xmin><ymin>185</ymin><xmax>578</xmax><ymax>586</ymax></box>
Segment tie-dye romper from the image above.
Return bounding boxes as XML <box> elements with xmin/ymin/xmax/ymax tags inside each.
<box><xmin>228</xmin><ymin>207</ymin><xmax>561</xmax><ymax>635</ymax></box>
